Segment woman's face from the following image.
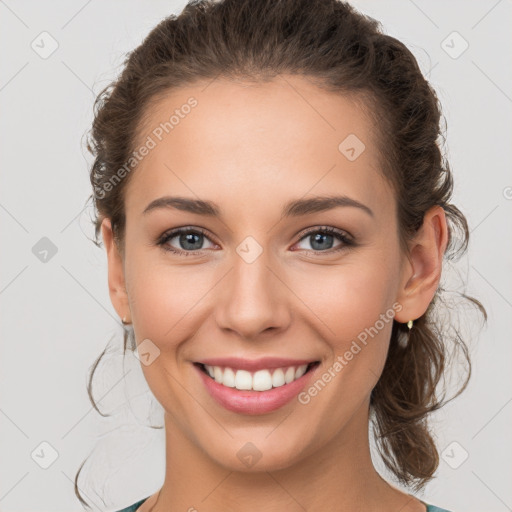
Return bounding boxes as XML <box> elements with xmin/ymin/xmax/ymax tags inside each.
<box><xmin>103</xmin><ymin>75</ymin><xmax>420</xmax><ymax>471</ymax></box>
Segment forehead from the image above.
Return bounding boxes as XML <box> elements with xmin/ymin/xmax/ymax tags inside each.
<box><xmin>126</xmin><ymin>75</ymin><xmax>394</xmax><ymax>221</ymax></box>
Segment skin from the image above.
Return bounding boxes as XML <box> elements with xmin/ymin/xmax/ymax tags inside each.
<box><xmin>101</xmin><ymin>74</ymin><xmax>448</xmax><ymax>512</ymax></box>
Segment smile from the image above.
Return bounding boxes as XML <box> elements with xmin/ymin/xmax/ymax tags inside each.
<box><xmin>193</xmin><ymin>359</ymin><xmax>321</xmax><ymax>415</ymax></box>
<box><xmin>196</xmin><ymin>362</ymin><xmax>319</xmax><ymax>391</ymax></box>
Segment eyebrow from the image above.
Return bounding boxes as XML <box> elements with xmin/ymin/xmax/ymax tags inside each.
<box><xmin>142</xmin><ymin>194</ymin><xmax>374</xmax><ymax>218</ymax></box>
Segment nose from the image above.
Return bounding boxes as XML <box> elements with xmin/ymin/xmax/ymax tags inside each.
<box><xmin>214</xmin><ymin>250</ymin><xmax>291</xmax><ymax>341</ymax></box>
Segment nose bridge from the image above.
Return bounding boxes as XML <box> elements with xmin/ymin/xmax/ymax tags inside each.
<box><xmin>215</xmin><ymin>235</ymin><xmax>289</xmax><ymax>338</ymax></box>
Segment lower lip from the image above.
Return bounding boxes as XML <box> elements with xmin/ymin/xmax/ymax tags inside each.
<box><xmin>194</xmin><ymin>363</ymin><xmax>318</xmax><ymax>415</ymax></box>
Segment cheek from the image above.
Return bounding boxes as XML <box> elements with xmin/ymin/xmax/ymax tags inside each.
<box><xmin>125</xmin><ymin>256</ymin><xmax>217</xmax><ymax>346</ymax></box>
<box><xmin>296</xmin><ymin>257</ymin><xmax>400</xmax><ymax>395</ymax></box>
<box><xmin>124</xmin><ymin>258</ymin><xmax>213</xmax><ymax>417</ymax></box>
<box><xmin>302</xmin><ymin>260</ymin><xmax>395</xmax><ymax>338</ymax></box>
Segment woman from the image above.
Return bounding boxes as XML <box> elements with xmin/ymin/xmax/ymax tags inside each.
<box><xmin>75</xmin><ymin>0</ymin><xmax>487</xmax><ymax>511</ymax></box>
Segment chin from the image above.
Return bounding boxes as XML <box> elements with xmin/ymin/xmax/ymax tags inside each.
<box><xmin>201</xmin><ymin>430</ymin><xmax>316</xmax><ymax>473</ymax></box>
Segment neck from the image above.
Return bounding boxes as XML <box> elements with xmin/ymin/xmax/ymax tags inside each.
<box><xmin>146</xmin><ymin>400</ymin><xmax>422</xmax><ymax>512</ymax></box>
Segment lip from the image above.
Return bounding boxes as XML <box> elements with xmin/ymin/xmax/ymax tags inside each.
<box><xmin>195</xmin><ymin>356</ymin><xmax>316</xmax><ymax>372</ymax></box>
<box><xmin>194</xmin><ymin>361</ymin><xmax>320</xmax><ymax>415</ymax></box>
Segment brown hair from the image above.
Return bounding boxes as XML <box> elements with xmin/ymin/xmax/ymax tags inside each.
<box><xmin>76</xmin><ymin>0</ymin><xmax>487</xmax><ymax>507</ymax></box>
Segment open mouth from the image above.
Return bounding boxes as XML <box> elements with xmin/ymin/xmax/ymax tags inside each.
<box><xmin>194</xmin><ymin>361</ymin><xmax>320</xmax><ymax>392</ymax></box>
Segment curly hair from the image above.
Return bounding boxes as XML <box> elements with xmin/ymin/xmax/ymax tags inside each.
<box><xmin>75</xmin><ymin>0</ymin><xmax>487</xmax><ymax>507</ymax></box>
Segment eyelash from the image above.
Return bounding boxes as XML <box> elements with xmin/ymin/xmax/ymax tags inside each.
<box><xmin>156</xmin><ymin>225</ymin><xmax>354</xmax><ymax>257</ymax></box>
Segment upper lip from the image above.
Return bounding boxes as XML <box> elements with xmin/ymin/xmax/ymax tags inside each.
<box><xmin>195</xmin><ymin>357</ymin><xmax>318</xmax><ymax>372</ymax></box>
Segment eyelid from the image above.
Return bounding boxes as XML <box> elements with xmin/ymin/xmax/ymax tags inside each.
<box><xmin>295</xmin><ymin>225</ymin><xmax>353</xmax><ymax>242</ymax></box>
<box><xmin>157</xmin><ymin>226</ymin><xmax>218</xmax><ymax>254</ymax></box>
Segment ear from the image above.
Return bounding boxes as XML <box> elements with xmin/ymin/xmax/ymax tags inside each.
<box><xmin>394</xmin><ymin>205</ymin><xmax>449</xmax><ymax>324</ymax></box>
<box><xmin>101</xmin><ymin>217</ymin><xmax>130</xmax><ymax>323</ymax></box>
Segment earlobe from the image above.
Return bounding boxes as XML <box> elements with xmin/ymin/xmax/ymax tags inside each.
<box><xmin>395</xmin><ymin>206</ymin><xmax>449</xmax><ymax>323</ymax></box>
<box><xmin>101</xmin><ymin>217</ymin><xmax>130</xmax><ymax>322</ymax></box>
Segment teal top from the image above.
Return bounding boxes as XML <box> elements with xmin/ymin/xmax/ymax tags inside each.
<box><xmin>114</xmin><ymin>496</ymin><xmax>453</xmax><ymax>512</ymax></box>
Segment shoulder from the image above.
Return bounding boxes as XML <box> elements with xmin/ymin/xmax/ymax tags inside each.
<box><xmin>113</xmin><ymin>497</ymin><xmax>452</xmax><ymax>512</ymax></box>
<box><xmin>426</xmin><ymin>504</ymin><xmax>454</xmax><ymax>512</ymax></box>
<box><xmin>112</xmin><ymin>497</ymin><xmax>150</xmax><ymax>512</ymax></box>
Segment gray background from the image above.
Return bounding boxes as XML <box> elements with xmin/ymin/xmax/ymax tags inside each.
<box><xmin>0</xmin><ymin>1</ymin><xmax>511</xmax><ymax>511</ymax></box>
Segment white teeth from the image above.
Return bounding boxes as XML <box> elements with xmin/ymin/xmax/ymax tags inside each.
<box><xmin>253</xmin><ymin>370</ymin><xmax>273</xmax><ymax>391</ymax></box>
<box><xmin>295</xmin><ymin>364</ymin><xmax>308</xmax><ymax>379</ymax></box>
<box><xmin>272</xmin><ymin>368</ymin><xmax>285</xmax><ymax>387</ymax></box>
<box><xmin>214</xmin><ymin>366</ymin><xmax>223</xmax><ymax>383</ymax></box>
<box><xmin>284</xmin><ymin>367</ymin><xmax>295</xmax><ymax>384</ymax></box>
<box><xmin>234</xmin><ymin>370</ymin><xmax>252</xmax><ymax>390</ymax></box>
<box><xmin>202</xmin><ymin>364</ymin><xmax>313</xmax><ymax>391</ymax></box>
<box><xmin>223</xmin><ymin>367</ymin><xmax>236</xmax><ymax>388</ymax></box>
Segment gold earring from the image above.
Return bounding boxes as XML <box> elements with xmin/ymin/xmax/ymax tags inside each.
<box><xmin>122</xmin><ymin>315</ymin><xmax>130</xmax><ymax>325</ymax></box>
<box><xmin>407</xmin><ymin>319</ymin><xmax>414</xmax><ymax>329</ymax></box>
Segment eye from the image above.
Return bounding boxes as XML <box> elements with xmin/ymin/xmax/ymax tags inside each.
<box><xmin>293</xmin><ymin>226</ymin><xmax>354</xmax><ymax>254</ymax></box>
<box><xmin>157</xmin><ymin>225</ymin><xmax>355</xmax><ymax>257</ymax></box>
<box><xmin>157</xmin><ymin>227</ymin><xmax>217</xmax><ymax>256</ymax></box>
